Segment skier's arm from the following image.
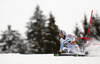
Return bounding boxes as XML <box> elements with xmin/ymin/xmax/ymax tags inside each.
<box><xmin>71</xmin><ymin>36</ymin><xmax>76</xmax><ymax>44</ymax></box>
<box><xmin>68</xmin><ymin>34</ymin><xmax>76</xmax><ymax>44</ymax></box>
<box><xmin>59</xmin><ymin>41</ymin><xmax>64</xmax><ymax>52</ymax></box>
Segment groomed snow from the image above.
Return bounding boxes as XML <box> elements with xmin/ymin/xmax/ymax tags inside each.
<box><xmin>0</xmin><ymin>54</ymin><xmax>100</xmax><ymax>64</ymax></box>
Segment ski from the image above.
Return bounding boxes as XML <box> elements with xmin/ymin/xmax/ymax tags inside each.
<box><xmin>54</xmin><ymin>53</ymin><xmax>86</xmax><ymax>56</ymax></box>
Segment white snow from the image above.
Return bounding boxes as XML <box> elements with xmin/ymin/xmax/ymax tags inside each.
<box><xmin>85</xmin><ymin>40</ymin><xmax>100</xmax><ymax>57</ymax></box>
<box><xmin>0</xmin><ymin>54</ymin><xmax>100</xmax><ymax>64</ymax></box>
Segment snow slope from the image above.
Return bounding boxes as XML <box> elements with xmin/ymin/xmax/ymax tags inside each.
<box><xmin>85</xmin><ymin>40</ymin><xmax>100</xmax><ymax>57</ymax></box>
<box><xmin>0</xmin><ymin>54</ymin><xmax>100</xmax><ymax>64</ymax></box>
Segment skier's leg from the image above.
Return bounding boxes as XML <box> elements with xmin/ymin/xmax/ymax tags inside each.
<box><xmin>74</xmin><ymin>44</ymin><xmax>81</xmax><ymax>53</ymax></box>
<box><xmin>70</xmin><ymin>44</ymin><xmax>80</xmax><ymax>54</ymax></box>
<box><xmin>63</xmin><ymin>47</ymin><xmax>71</xmax><ymax>53</ymax></box>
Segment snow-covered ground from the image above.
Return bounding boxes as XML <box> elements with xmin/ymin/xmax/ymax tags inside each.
<box><xmin>0</xmin><ymin>54</ymin><xmax>100</xmax><ymax>64</ymax></box>
<box><xmin>84</xmin><ymin>40</ymin><xmax>100</xmax><ymax>57</ymax></box>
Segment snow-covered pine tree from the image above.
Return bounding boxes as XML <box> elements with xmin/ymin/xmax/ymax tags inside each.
<box><xmin>44</xmin><ymin>13</ymin><xmax>60</xmax><ymax>53</ymax></box>
<box><xmin>74</xmin><ymin>14</ymin><xmax>100</xmax><ymax>47</ymax></box>
<box><xmin>26</xmin><ymin>5</ymin><xmax>47</xmax><ymax>53</ymax></box>
<box><xmin>89</xmin><ymin>14</ymin><xmax>100</xmax><ymax>40</ymax></box>
<box><xmin>74</xmin><ymin>23</ymin><xmax>83</xmax><ymax>47</ymax></box>
<box><xmin>0</xmin><ymin>25</ymin><xmax>24</xmax><ymax>53</ymax></box>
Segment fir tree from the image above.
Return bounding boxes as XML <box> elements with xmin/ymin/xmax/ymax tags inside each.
<box><xmin>74</xmin><ymin>14</ymin><xmax>100</xmax><ymax>47</ymax></box>
<box><xmin>26</xmin><ymin>5</ymin><xmax>46</xmax><ymax>53</ymax></box>
<box><xmin>90</xmin><ymin>14</ymin><xmax>100</xmax><ymax>40</ymax></box>
<box><xmin>74</xmin><ymin>23</ymin><xmax>83</xmax><ymax>47</ymax></box>
<box><xmin>0</xmin><ymin>25</ymin><xmax>23</xmax><ymax>53</ymax></box>
<box><xmin>44</xmin><ymin>13</ymin><xmax>60</xmax><ymax>53</ymax></box>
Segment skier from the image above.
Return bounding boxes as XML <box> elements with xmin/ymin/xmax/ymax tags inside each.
<box><xmin>59</xmin><ymin>30</ymin><xmax>80</xmax><ymax>54</ymax></box>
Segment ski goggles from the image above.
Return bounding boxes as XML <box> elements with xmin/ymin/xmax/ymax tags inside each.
<box><xmin>59</xmin><ymin>33</ymin><xmax>64</xmax><ymax>36</ymax></box>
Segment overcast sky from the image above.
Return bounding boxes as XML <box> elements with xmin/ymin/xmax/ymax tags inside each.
<box><xmin>0</xmin><ymin>0</ymin><xmax>100</xmax><ymax>37</ymax></box>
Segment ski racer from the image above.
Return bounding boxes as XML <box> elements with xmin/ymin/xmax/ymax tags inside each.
<box><xmin>59</xmin><ymin>30</ymin><xmax>80</xmax><ymax>54</ymax></box>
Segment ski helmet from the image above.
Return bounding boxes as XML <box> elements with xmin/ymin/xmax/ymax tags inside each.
<box><xmin>59</xmin><ymin>30</ymin><xmax>67</xmax><ymax>36</ymax></box>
